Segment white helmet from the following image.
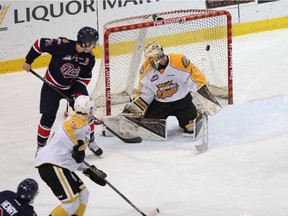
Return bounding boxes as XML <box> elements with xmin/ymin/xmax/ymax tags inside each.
<box><xmin>74</xmin><ymin>95</ymin><xmax>95</xmax><ymax>115</ymax></box>
<box><xmin>144</xmin><ymin>42</ymin><xmax>165</xmax><ymax>69</ymax></box>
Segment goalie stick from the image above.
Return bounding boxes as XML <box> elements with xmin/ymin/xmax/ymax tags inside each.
<box><xmin>194</xmin><ymin>112</ymin><xmax>208</xmax><ymax>152</ymax></box>
<box><xmin>83</xmin><ymin>161</ymin><xmax>160</xmax><ymax>216</ymax></box>
<box><xmin>192</xmin><ymin>45</ymin><xmax>219</xmax><ymax>152</ymax></box>
<box><xmin>29</xmin><ymin>69</ymin><xmax>142</xmax><ymax>144</ymax></box>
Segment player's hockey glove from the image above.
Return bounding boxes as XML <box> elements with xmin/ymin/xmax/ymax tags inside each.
<box><xmin>71</xmin><ymin>140</ymin><xmax>86</xmax><ymax>163</ymax></box>
<box><xmin>83</xmin><ymin>165</ymin><xmax>107</xmax><ymax>186</ymax></box>
<box><xmin>122</xmin><ymin>97</ymin><xmax>148</xmax><ymax>117</ymax></box>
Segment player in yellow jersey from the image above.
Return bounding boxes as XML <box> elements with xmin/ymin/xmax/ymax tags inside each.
<box><xmin>122</xmin><ymin>42</ymin><xmax>207</xmax><ymax>137</ymax></box>
<box><xmin>35</xmin><ymin>95</ymin><xmax>106</xmax><ymax>216</ymax></box>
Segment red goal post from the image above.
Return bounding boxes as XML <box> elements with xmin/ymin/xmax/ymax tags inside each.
<box><xmin>91</xmin><ymin>9</ymin><xmax>233</xmax><ymax>118</ymax></box>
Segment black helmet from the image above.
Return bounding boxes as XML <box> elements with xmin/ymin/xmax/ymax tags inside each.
<box><xmin>16</xmin><ymin>178</ymin><xmax>38</xmax><ymax>203</ymax></box>
<box><xmin>77</xmin><ymin>26</ymin><xmax>99</xmax><ymax>48</ymax></box>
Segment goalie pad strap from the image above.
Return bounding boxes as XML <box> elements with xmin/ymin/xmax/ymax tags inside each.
<box><xmin>184</xmin><ymin>112</ymin><xmax>203</xmax><ymax>139</ymax></box>
<box><xmin>134</xmin><ymin>97</ymin><xmax>148</xmax><ymax>112</ymax></box>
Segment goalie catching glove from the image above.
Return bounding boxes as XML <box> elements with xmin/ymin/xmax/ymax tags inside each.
<box><xmin>71</xmin><ymin>140</ymin><xmax>87</xmax><ymax>163</ymax></box>
<box><xmin>122</xmin><ymin>97</ymin><xmax>148</xmax><ymax>117</ymax></box>
<box><xmin>83</xmin><ymin>165</ymin><xmax>107</xmax><ymax>186</ymax></box>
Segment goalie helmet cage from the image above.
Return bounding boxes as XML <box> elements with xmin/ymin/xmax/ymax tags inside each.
<box><xmin>91</xmin><ymin>9</ymin><xmax>233</xmax><ymax>118</ymax></box>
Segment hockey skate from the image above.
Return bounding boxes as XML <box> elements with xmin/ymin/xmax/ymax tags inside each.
<box><xmin>88</xmin><ymin>142</ymin><xmax>103</xmax><ymax>156</ymax></box>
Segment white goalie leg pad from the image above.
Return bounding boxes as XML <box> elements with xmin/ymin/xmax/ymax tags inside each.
<box><xmin>102</xmin><ymin>115</ymin><xmax>121</xmax><ymax>137</ymax></box>
<box><xmin>103</xmin><ymin>115</ymin><xmax>167</xmax><ymax>141</ymax></box>
<box><xmin>192</xmin><ymin>85</ymin><xmax>222</xmax><ymax>116</ymax></box>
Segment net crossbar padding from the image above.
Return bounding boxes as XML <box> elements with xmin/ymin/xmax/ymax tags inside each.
<box><xmin>91</xmin><ymin>9</ymin><xmax>233</xmax><ymax>117</ymax></box>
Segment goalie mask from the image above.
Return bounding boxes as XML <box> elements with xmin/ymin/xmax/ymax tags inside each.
<box><xmin>77</xmin><ymin>26</ymin><xmax>99</xmax><ymax>51</ymax></box>
<box><xmin>144</xmin><ymin>42</ymin><xmax>165</xmax><ymax>69</ymax></box>
<box><xmin>74</xmin><ymin>95</ymin><xmax>96</xmax><ymax>116</ymax></box>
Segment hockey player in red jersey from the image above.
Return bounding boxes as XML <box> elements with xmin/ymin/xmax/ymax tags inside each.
<box><xmin>23</xmin><ymin>26</ymin><xmax>102</xmax><ymax>156</ymax></box>
<box><xmin>0</xmin><ymin>178</ymin><xmax>38</xmax><ymax>216</ymax></box>
<box><xmin>122</xmin><ymin>42</ymin><xmax>208</xmax><ymax>137</ymax></box>
<box><xmin>35</xmin><ymin>95</ymin><xmax>107</xmax><ymax>216</ymax></box>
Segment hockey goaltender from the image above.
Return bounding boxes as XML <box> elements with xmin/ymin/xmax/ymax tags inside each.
<box><xmin>103</xmin><ymin>42</ymin><xmax>222</xmax><ymax>141</ymax></box>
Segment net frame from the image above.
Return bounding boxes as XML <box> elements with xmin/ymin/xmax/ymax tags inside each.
<box><xmin>93</xmin><ymin>9</ymin><xmax>233</xmax><ymax>116</ymax></box>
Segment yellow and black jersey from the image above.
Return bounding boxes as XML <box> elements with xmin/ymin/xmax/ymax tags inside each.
<box><xmin>35</xmin><ymin>113</ymin><xmax>91</xmax><ymax>172</ymax></box>
<box><xmin>136</xmin><ymin>54</ymin><xmax>207</xmax><ymax>105</ymax></box>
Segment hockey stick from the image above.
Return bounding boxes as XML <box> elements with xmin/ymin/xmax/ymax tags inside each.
<box><xmin>29</xmin><ymin>69</ymin><xmax>142</xmax><ymax>143</ymax></box>
<box><xmin>29</xmin><ymin>69</ymin><xmax>73</xmax><ymax>103</ymax></box>
<box><xmin>83</xmin><ymin>161</ymin><xmax>160</xmax><ymax>216</ymax></box>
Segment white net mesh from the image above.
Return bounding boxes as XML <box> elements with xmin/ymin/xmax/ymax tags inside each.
<box><xmin>91</xmin><ymin>9</ymin><xmax>232</xmax><ymax>118</ymax></box>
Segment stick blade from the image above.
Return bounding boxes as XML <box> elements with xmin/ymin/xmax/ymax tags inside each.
<box><xmin>124</xmin><ymin>136</ymin><xmax>142</xmax><ymax>143</ymax></box>
<box><xmin>147</xmin><ymin>208</ymin><xmax>160</xmax><ymax>216</ymax></box>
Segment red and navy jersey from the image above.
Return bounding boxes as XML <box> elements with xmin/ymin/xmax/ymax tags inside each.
<box><xmin>25</xmin><ymin>37</ymin><xmax>95</xmax><ymax>90</ymax></box>
<box><xmin>0</xmin><ymin>190</ymin><xmax>35</xmax><ymax>216</ymax></box>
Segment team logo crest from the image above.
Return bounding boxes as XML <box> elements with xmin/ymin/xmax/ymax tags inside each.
<box><xmin>181</xmin><ymin>56</ymin><xmax>190</xmax><ymax>68</ymax></box>
<box><xmin>0</xmin><ymin>4</ymin><xmax>9</xmax><ymax>31</ymax></box>
<box><xmin>61</xmin><ymin>63</ymin><xmax>81</xmax><ymax>78</ymax></box>
<box><xmin>151</xmin><ymin>74</ymin><xmax>159</xmax><ymax>82</ymax></box>
<box><xmin>62</xmin><ymin>38</ymin><xmax>69</xmax><ymax>43</ymax></box>
<box><xmin>156</xmin><ymin>80</ymin><xmax>179</xmax><ymax>99</ymax></box>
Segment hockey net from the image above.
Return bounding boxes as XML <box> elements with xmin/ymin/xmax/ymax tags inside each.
<box><xmin>91</xmin><ymin>9</ymin><xmax>233</xmax><ymax>118</ymax></box>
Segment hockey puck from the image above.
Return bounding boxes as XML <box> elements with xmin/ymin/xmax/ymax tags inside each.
<box><xmin>206</xmin><ymin>45</ymin><xmax>210</xmax><ymax>51</ymax></box>
<box><xmin>152</xmin><ymin>13</ymin><xmax>164</xmax><ymax>21</ymax></box>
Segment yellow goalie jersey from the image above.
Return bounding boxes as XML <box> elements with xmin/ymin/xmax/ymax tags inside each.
<box><xmin>136</xmin><ymin>53</ymin><xmax>207</xmax><ymax>105</ymax></box>
<box><xmin>35</xmin><ymin>113</ymin><xmax>91</xmax><ymax>172</ymax></box>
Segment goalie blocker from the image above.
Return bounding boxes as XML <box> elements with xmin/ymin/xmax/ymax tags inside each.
<box><xmin>102</xmin><ymin>84</ymin><xmax>221</xmax><ymax>141</ymax></box>
<box><xmin>192</xmin><ymin>84</ymin><xmax>222</xmax><ymax>116</ymax></box>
